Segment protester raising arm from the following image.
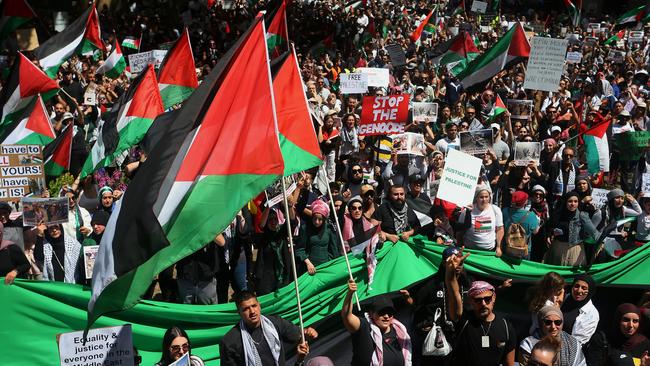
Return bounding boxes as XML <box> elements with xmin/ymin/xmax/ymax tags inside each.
<box><xmin>341</xmin><ymin>279</ymin><xmax>361</xmax><ymax>333</ymax></box>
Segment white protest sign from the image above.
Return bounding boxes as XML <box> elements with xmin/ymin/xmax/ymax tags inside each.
<box><xmin>340</xmin><ymin>73</ymin><xmax>368</xmax><ymax>94</ymax></box>
<box><xmin>629</xmin><ymin>31</ymin><xmax>644</xmax><ymax>44</ymax></box>
<box><xmin>357</xmin><ymin>68</ymin><xmax>390</xmax><ymax>88</ymax></box>
<box><xmin>471</xmin><ymin>0</ymin><xmax>488</xmax><ymax>13</ymax></box>
<box><xmin>642</xmin><ymin>173</ymin><xmax>650</xmax><ymax>195</ymax></box>
<box><xmin>127</xmin><ymin>51</ymin><xmax>153</xmax><ymax>74</ymax></box>
<box><xmin>436</xmin><ymin>149</ymin><xmax>482</xmax><ymax>207</ymax></box>
<box><xmin>566</xmin><ymin>51</ymin><xmax>582</xmax><ymax>64</ymax></box>
<box><xmin>58</xmin><ymin>325</ymin><xmax>134</xmax><ymax>366</ymax></box>
<box><xmin>524</xmin><ymin>37</ymin><xmax>569</xmax><ymax>93</ymax></box>
<box><xmin>152</xmin><ymin>49</ymin><xmax>168</xmax><ymax>68</ymax></box>
<box><xmin>587</xmin><ymin>23</ymin><xmax>601</xmax><ymax>33</ymax></box>
<box><xmin>591</xmin><ymin>188</ymin><xmax>609</xmax><ymax>209</ymax></box>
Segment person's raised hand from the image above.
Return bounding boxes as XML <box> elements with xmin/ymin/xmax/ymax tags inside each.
<box><xmin>347</xmin><ymin>278</ymin><xmax>357</xmax><ymax>293</ymax></box>
<box><xmin>304</xmin><ymin>327</ymin><xmax>318</xmax><ymax>340</ymax></box>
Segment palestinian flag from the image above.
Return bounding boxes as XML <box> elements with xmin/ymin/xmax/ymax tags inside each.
<box><xmin>79</xmin><ymin>65</ymin><xmax>163</xmax><ymax>179</ymax></box>
<box><xmin>0</xmin><ymin>95</ymin><xmax>55</xmax><ymax>145</ymax></box>
<box><xmin>604</xmin><ymin>30</ymin><xmax>625</xmax><ymax>46</ymax></box>
<box><xmin>0</xmin><ymin>52</ymin><xmax>59</xmax><ymax>130</ymax></box>
<box><xmin>615</xmin><ymin>5</ymin><xmax>650</xmax><ymax>29</ymax></box>
<box><xmin>96</xmin><ymin>38</ymin><xmax>126</xmax><ymax>79</ymax></box>
<box><xmin>562</xmin><ymin>0</ymin><xmax>580</xmax><ymax>26</ymax></box>
<box><xmin>0</xmin><ymin>0</ymin><xmax>36</xmax><ymax>41</ymax></box>
<box><xmin>265</xmin><ymin>0</ymin><xmax>289</xmax><ymax>59</ymax></box>
<box><xmin>33</xmin><ymin>4</ymin><xmax>103</xmax><ymax>77</ymax></box>
<box><xmin>452</xmin><ymin>0</ymin><xmax>465</xmax><ymax>16</ymax></box>
<box><xmin>157</xmin><ymin>29</ymin><xmax>198</xmax><ymax>109</ymax></box>
<box><xmin>457</xmin><ymin>23</ymin><xmax>530</xmax><ymax>90</ymax></box>
<box><xmin>43</xmin><ymin>123</ymin><xmax>73</xmax><ymax>176</ymax></box>
<box><xmin>584</xmin><ymin>121</ymin><xmax>610</xmax><ymax>174</ymax></box>
<box><xmin>409</xmin><ymin>10</ymin><xmax>434</xmax><ymax>43</ymax></box>
<box><xmin>272</xmin><ymin>48</ymin><xmax>321</xmax><ymax>175</ymax></box>
<box><xmin>488</xmin><ymin>95</ymin><xmax>508</xmax><ymax>121</ymax></box>
<box><xmin>121</xmin><ymin>36</ymin><xmax>140</xmax><ymax>50</ymax></box>
<box><xmin>433</xmin><ymin>31</ymin><xmax>479</xmax><ymax>76</ymax></box>
<box><xmin>88</xmin><ymin>16</ymin><xmax>284</xmax><ymax>326</ymax></box>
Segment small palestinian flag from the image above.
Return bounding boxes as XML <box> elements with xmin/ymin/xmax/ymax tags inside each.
<box><xmin>488</xmin><ymin>95</ymin><xmax>508</xmax><ymax>121</ymax></box>
<box><xmin>0</xmin><ymin>0</ymin><xmax>36</xmax><ymax>41</ymax></box>
<box><xmin>43</xmin><ymin>123</ymin><xmax>73</xmax><ymax>176</ymax></box>
<box><xmin>0</xmin><ymin>52</ymin><xmax>59</xmax><ymax>130</ymax></box>
<box><xmin>265</xmin><ymin>0</ymin><xmax>289</xmax><ymax>59</ymax></box>
<box><xmin>452</xmin><ymin>0</ymin><xmax>465</xmax><ymax>16</ymax></box>
<box><xmin>0</xmin><ymin>95</ymin><xmax>55</xmax><ymax>146</ymax></box>
<box><xmin>562</xmin><ymin>0</ymin><xmax>580</xmax><ymax>26</ymax></box>
<box><xmin>615</xmin><ymin>5</ymin><xmax>650</xmax><ymax>29</ymax></box>
<box><xmin>434</xmin><ymin>31</ymin><xmax>479</xmax><ymax>76</ymax></box>
<box><xmin>96</xmin><ymin>38</ymin><xmax>126</xmax><ymax>79</ymax></box>
<box><xmin>604</xmin><ymin>30</ymin><xmax>625</xmax><ymax>46</ymax></box>
<box><xmin>79</xmin><ymin>65</ymin><xmax>163</xmax><ymax>179</ymax></box>
<box><xmin>121</xmin><ymin>36</ymin><xmax>140</xmax><ymax>50</ymax></box>
<box><xmin>33</xmin><ymin>4</ymin><xmax>103</xmax><ymax>77</ymax></box>
<box><xmin>88</xmin><ymin>15</ymin><xmax>284</xmax><ymax>327</ymax></box>
<box><xmin>157</xmin><ymin>29</ymin><xmax>198</xmax><ymax>109</ymax></box>
<box><xmin>410</xmin><ymin>10</ymin><xmax>434</xmax><ymax>44</ymax></box>
<box><xmin>584</xmin><ymin>121</ymin><xmax>610</xmax><ymax>174</ymax></box>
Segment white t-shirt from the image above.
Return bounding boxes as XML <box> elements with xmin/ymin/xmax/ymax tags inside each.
<box><xmin>435</xmin><ymin>136</ymin><xmax>460</xmax><ymax>155</ymax></box>
<box><xmin>459</xmin><ymin>205</ymin><xmax>503</xmax><ymax>250</ymax></box>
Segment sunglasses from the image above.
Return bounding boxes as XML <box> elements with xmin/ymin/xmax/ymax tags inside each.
<box><xmin>563</xmin><ymin>154</ymin><xmax>574</xmax><ymax>158</ymax></box>
<box><xmin>542</xmin><ymin>319</ymin><xmax>563</xmax><ymax>327</ymax></box>
<box><xmin>472</xmin><ymin>296</ymin><xmax>493</xmax><ymax>305</ymax></box>
<box><xmin>170</xmin><ymin>343</ymin><xmax>189</xmax><ymax>352</ymax></box>
<box><xmin>352</xmin><ymin>169</ymin><xmax>363</xmax><ymax>173</ymax></box>
<box><xmin>350</xmin><ymin>205</ymin><xmax>363</xmax><ymax>211</ymax></box>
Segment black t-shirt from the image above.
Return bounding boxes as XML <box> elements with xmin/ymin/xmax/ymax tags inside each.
<box><xmin>372</xmin><ymin>203</ymin><xmax>421</xmax><ymax>235</ymax></box>
<box><xmin>352</xmin><ymin>317</ymin><xmax>405</xmax><ymax>366</ymax></box>
<box><xmin>452</xmin><ymin>312</ymin><xmax>516</xmax><ymax>366</ymax></box>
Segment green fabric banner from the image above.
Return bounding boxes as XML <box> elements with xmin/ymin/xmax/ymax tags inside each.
<box><xmin>614</xmin><ymin>130</ymin><xmax>650</xmax><ymax>161</ymax></box>
<box><xmin>1</xmin><ymin>237</ymin><xmax>648</xmax><ymax>365</ymax></box>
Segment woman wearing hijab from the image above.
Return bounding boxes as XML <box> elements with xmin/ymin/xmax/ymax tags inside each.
<box><xmin>296</xmin><ymin>199</ymin><xmax>341</xmax><ymax>275</ymax></box>
<box><xmin>342</xmin><ymin>196</ymin><xmax>374</xmax><ymax>252</ymax></box>
<box><xmin>607</xmin><ymin>303</ymin><xmax>650</xmax><ymax>360</ymax></box>
<box><xmin>0</xmin><ymin>222</ymin><xmax>29</xmax><ymax>284</ymax></box>
<box><xmin>573</xmin><ymin>175</ymin><xmax>597</xmax><ymax>217</ymax></box>
<box><xmin>519</xmin><ymin>306</ymin><xmax>587</xmax><ymax>366</ymax></box>
<box><xmin>592</xmin><ymin>189</ymin><xmax>642</xmax><ymax>259</ymax></box>
<box><xmin>545</xmin><ymin>192</ymin><xmax>599</xmax><ymax>266</ymax></box>
<box><xmin>561</xmin><ymin>275</ymin><xmax>599</xmax><ymax>345</ymax></box>
<box><xmin>35</xmin><ymin>224</ymin><xmax>82</xmax><ymax>283</ymax></box>
<box><xmin>97</xmin><ymin>186</ymin><xmax>115</xmax><ymax>214</ymax></box>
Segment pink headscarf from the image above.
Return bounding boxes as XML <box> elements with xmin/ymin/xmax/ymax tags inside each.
<box><xmin>311</xmin><ymin>199</ymin><xmax>330</xmax><ymax>218</ymax></box>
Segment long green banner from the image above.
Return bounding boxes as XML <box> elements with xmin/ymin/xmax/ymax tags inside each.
<box><xmin>1</xmin><ymin>237</ymin><xmax>648</xmax><ymax>365</ymax></box>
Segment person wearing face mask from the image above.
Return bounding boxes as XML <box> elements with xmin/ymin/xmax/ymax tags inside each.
<box><xmin>561</xmin><ymin>275</ymin><xmax>599</xmax><ymax>346</ymax></box>
<box><xmin>295</xmin><ymin>199</ymin><xmax>340</xmax><ymax>276</ymax></box>
<box><xmin>606</xmin><ymin>304</ymin><xmax>650</xmax><ymax>363</ymax></box>
<box><xmin>519</xmin><ymin>306</ymin><xmax>586</xmax><ymax>366</ymax></box>
<box><xmin>544</xmin><ymin>192</ymin><xmax>598</xmax><ymax>266</ymax></box>
<box><xmin>456</xmin><ymin>188</ymin><xmax>504</xmax><ymax>257</ymax></box>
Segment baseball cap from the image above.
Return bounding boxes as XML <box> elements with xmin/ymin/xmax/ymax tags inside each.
<box><xmin>371</xmin><ymin>295</ymin><xmax>395</xmax><ymax>314</ymax></box>
<box><xmin>360</xmin><ymin>184</ymin><xmax>375</xmax><ymax>196</ymax></box>
<box><xmin>62</xmin><ymin>112</ymin><xmax>74</xmax><ymax>121</ymax></box>
<box><xmin>490</xmin><ymin>123</ymin><xmax>501</xmax><ymax>130</ymax></box>
<box><xmin>511</xmin><ymin>191</ymin><xmax>529</xmax><ymax>207</ymax></box>
<box><xmin>550</xmin><ymin>125</ymin><xmax>562</xmax><ymax>133</ymax></box>
<box><xmin>442</xmin><ymin>246</ymin><xmax>461</xmax><ymax>261</ymax></box>
<box><xmin>409</xmin><ymin>173</ymin><xmax>425</xmax><ymax>183</ymax></box>
<box><xmin>619</xmin><ymin>110</ymin><xmax>631</xmax><ymax>117</ymax></box>
<box><xmin>532</xmin><ymin>185</ymin><xmax>546</xmax><ymax>195</ymax></box>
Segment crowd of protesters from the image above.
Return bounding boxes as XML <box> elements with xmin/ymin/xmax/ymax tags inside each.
<box><xmin>1</xmin><ymin>0</ymin><xmax>650</xmax><ymax>365</ymax></box>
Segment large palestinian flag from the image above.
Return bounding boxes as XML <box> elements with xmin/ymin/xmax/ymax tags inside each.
<box><xmin>88</xmin><ymin>16</ymin><xmax>284</xmax><ymax>326</ymax></box>
<box><xmin>615</xmin><ymin>5</ymin><xmax>650</xmax><ymax>29</ymax></box>
<box><xmin>0</xmin><ymin>52</ymin><xmax>59</xmax><ymax>130</ymax></box>
<box><xmin>79</xmin><ymin>65</ymin><xmax>163</xmax><ymax>179</ymax></box>
<box><xmin>33</xmin><ymin>4</ymin><xmax>103</xmax><ymax>77</ymax></box>
<box><xmin>0</xmin><ymin>0</ymin><xmax>36</xmax><ymax>41</ymax></box>
<box><xmin>457</xmin><ymin>23</ymin><xmax>530</xmax><ymax>90</ymax></box>
<box><xmin>157</xmin><ymin>29</ymin><xmax>198</xmax><ymax>109</ymax></box>
<box><xmin>0</xmin><ymin>95</ymin><xmax>54</xmax><ymax>145</ymax></box>
<box><xmin>265</xmin><ymin>0</ymin><xmax>289</xmax><ymax>59</ymax></box>
<box><xmin>43</xmin><ymin>123</ymin><xmax>73</xmax><ymax>176</ymax></box>
<box><xmin>409</xmin><ymin>10</ymin><xmax>434</xmax><ymax>44</ymax></box>
<box><xmin>96</xmin><ymin>38</ymin><xmax>126</xmax><ymax>79</ymax></box>
<box><xmin>271</xmin><ymin>48</ymin><xmax>322</xmax><ymax>175</ymax></box>
<box><xmin>433</xmin><ymin>31</ymin><xmax>479</xmax><ymax>76</ymax></box>
<box><xmin>584</xmin><ymin>121</ymin><xmax>610</xmax><ymax>175</ymax></box>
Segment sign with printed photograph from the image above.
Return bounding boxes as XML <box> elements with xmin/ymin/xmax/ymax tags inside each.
<box><xmin>0</xmin><ymin>144</ymin><xmax>46</xmax><ymax>201</ymax></box>
<box><xmin>514</xmin><ymin>142</ymin><xmax>542</xmax><ymax>165</ymax></box>
<box><xmin>506</xmin><ymin>99</ymin><xmax>534</xmax><ymax>120</ymax></box>
<box><xmin>359</xmin><ymin>95</ymin><xmax>410</xmax><ymax>136</ymax></box>
<box><xmin>83</xmin><ymin>245</ymin><xmax>99</xmax><ymax>280</ymax></box>
<box><xmin>265</xmin><ymin>175</ymin><xmax>297</xmax><ymax>208</ymax></box>
<box><xmin>21</xmin><ymin>197</ymin><xmax>69</xmax><ymax>226</ymax></box>
<box><xmin>412</xmin><ymin>102</ymin><xmax>438</xmax><ymax>123</ymax></box>
<box><xmin>460</xmin><ymin>129</ymin><xmax>494</xmax><ymax>157</ymax></box>
<box><xmin>392</xmin><ymin>132</ymin><xmax>426</xmax><ymax>156</ymax></box>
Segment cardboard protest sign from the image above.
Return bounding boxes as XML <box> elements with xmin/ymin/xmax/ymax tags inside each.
<box><xmin>506</xmin><ymin>99</ymin><xmax>534</xmax><ymax>119</ymax></box>
<box><xmin>607</xmin><ymin>50</ymin><xmax>625</xmax><ymax>64</ymax></box>
<box><xmin>436</xmin><ymin>149</ymin><xmax>482</xmax><ymax>207</ymax></box>
<box><xmin>357</xmin><ymin>68</ymin><xmax>390</xmax><ymax>88</ymax></box>
<box><xmin>58</xmin><ymin>324</ymin><xmax>134</xmax><ymax>366</ymax></box>
<box><xmin>524</xmin><ymin>37</ymin><xmax>569</xmax><ymax>93</ymax></box>
<box><xmin>614</xmin><ymin>131</ymin><xmax>650</xmax><ymax>161</ymax></box>
<box><xmin>359</xmin><ymin>95</ymin><xmax>410</xmax><ymax>136</ymax></box>
<box><xmin>0</xmin><ymin>144</ymin><xmax>46</xmax><ymax>201</ymax></box>
<box><xmin>642</xmin><ymin>173</ymin><xmax>650</xmax><ymax>195</ymax></box>
<box><xmin>127</xmin><ymin>50</ymin><xmax>168</xmax><ymax>74</ymax></box>
<box><xmin>471</xmin><ymin>0</ymin><xmax>487</xmax><ymax>14</ymax></box>
<box><xmin>591</xmin><ymin>188</ymin><xmax>609</xmax><ymax>209</ymax></box>
<box><xmin>385</xmin><ymin>44</ymin><xmax>406</xmax><ymax>67</ymax></box>
<box><xmin>587</xmin><ymin>23</ymin><xmax>601</xmax><ymax>33</ymax></box>
<box><xmin>460</xmin><ymin>129</ymin><xmax>494</xmax><ymax>157</ymax></box>
<box><xmin>629</xmin><ymin>31</ymin><xmax>644</xmax><ymax>44</ymax></box>
<box><xmin>392</xmin><ymin>133</ymin><xmax>426</xmax><ymax>156</ymax></box>
<box><xmin>84</xmin><ymin>245</ymin><xmax>99</xmax><ymax>280</ymax></box>
<box><xmin>412</xmin><ymin>102</ymin><xmax>438</xmax><ymax>123</ymax></box>
<box><xmin>21</xmin><ymin>197</ymin><xmax>69</xmax><ymax>227</ymax></box>
<box><xmin>84</xmin><ymin>90</ymin><xmax>97</xmax><ymax>106</ymax></box>
<box><xmin>514</xmin><ymin>142</ymin><xmax>542</xmax><ymax>165</ymax></box>
<box><xmin>566</xmin><ymin>51</ymin><xmax>582</xmax><ymax>64</ymax></box>
<box><xmin>265</xmin><ymin>175</ymin><xmax>297</xmax><ymax>208</ymax></box>
<box><xmin>340</xmin><ymin>73</ymin><xmax>368</xmax><ymax>94</ymax></box>
<box><xmin>169</xmin><ymin>352</ymin><xmax>190</xmax><ymax>366</ymax></box>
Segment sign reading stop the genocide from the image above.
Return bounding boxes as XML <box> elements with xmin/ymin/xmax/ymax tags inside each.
<box><xmin>359</xmin><ymin>94</ymin><xmax>410</xmax><ymax>136</ymax></box>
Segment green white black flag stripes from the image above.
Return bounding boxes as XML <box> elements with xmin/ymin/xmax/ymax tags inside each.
<box><xmin>96</xmin><ymin>38</ymin><xmax>126</xmax><ymax>79</ymax></box>
<box><xmin>88</xmin><ymin>16</ymin><xmax>284</xmax><ymax>327</ymax></box>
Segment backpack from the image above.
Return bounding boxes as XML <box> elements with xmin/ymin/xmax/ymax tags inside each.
<box><xmin>505</xmin><ymin>211</ymin><xmax>530</xmax><ymax>259</ymax></box>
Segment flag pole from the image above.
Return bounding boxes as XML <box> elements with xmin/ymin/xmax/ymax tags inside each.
<box><xmin>138</xmin><ymin>33</ymin><xmax>143</xmax><ymax>52</ymax></box>
<box><xmin>319</xmin><ymin>164</ymin><xmax>362</xmax><ymax>311</ymax></box>
<box><xmin>261</xmin><ymin>11</ymin><xmax>305</xmax><ymax>343</ymax></box>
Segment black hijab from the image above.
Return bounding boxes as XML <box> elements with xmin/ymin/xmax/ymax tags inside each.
<box><xmin>562</xmin><ymin>274</ymin><xmax>596</xmax><ymax>334</ymax></box>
